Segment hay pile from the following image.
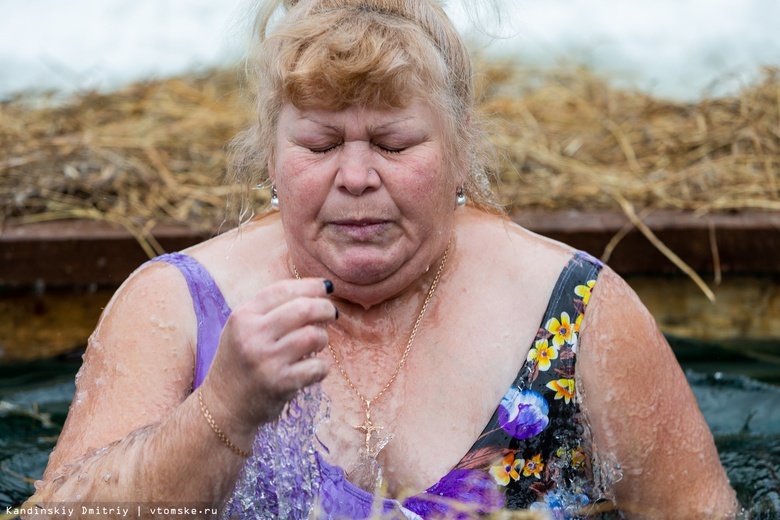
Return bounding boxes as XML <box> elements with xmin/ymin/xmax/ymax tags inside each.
<box><xmin>0</xmin><ymin>71</ymin><xmax>249</xmax><ymax>256</ymax></box>
<box><xmin>1</xmin><ymin>60</ymin><xmax>779</xmax><ymax>258</ymax></box>
<box><xmin>478</xmin><ymin>63</ymin><xmax>780</xmax><ymax>215</ymax></box>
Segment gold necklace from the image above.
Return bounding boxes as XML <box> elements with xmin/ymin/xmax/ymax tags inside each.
<box><xmin>292</xmin><ymin>242</ymin><xmax>450</xmax><ymax>456</ymax></box>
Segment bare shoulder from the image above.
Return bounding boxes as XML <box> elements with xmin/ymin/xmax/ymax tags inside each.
<box><xmin>184</xmin><ymin>213</ymin><xmax>288</xmax><ymax>308</ymax></box>
<box><xmin>578</xmin><ymin>265</ymin><xmax>680</xmax><ymax>390</ymax></box>
<box><xmin>455</xmin><ymin>208</ymin><xmax>574</xmax><ymax>268</ymax></box>
<box><xmin>447</xmin><ymin>208</ymin><xmax>591</xmax><ymax>374</ymax></box>
<box><xmin>454</xmin><ymin>208</ymin><xmax>578</xmax><ymax>295</ymax></box>
<box><xmin>577</xmin><ymin>266</ymin><xmax>675</xmax><ymax>407</ymax></box>
<box><xmin>578</xmin><ymin>266</ymin><xmax>738</xmax><ymax>517</ymax></box>
<box><xmin>44</xmin><ymin>259</ymin><xmax>197</xmax><ymax>478</ymax></box>
<box><xmin>95</xmin><ymin>258</ymin><xmax>198</xmax><ymax>354</ymax></box>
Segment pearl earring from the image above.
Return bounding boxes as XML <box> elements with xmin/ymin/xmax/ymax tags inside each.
<box><xmin>270</xmin><ymin>185</ymin><xmax>279</xmax><ymax>210</ymax></box>
<box><xmin>456</xmin><ymin>185</ymin><xmax>466</xmax><ymax>207</ymax></box>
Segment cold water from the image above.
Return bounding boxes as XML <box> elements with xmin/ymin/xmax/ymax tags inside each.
<box><xmin>2</xmin><ymin>344</ymin><xmax>779</xmax><ymax>518</ymax></box>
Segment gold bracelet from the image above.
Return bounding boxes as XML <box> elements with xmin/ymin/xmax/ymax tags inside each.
<box><xmin>197</xmin><ymin>389</ymin><xmax>251</xmax><ymax>458</ymax></box>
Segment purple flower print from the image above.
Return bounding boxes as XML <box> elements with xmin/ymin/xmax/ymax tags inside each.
<box><xmin>498</xmin><ymin>387</ymin><xmax>549</xmax><ymax>439</ymax></box>
<box><xmin>404</xmin><ymin>469</ymin><xmax>505</xmax><ymax>518</ymax></box>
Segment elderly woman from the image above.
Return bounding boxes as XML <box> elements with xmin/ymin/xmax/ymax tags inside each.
<box><xmin>27</xmin><ymin>0</ymin><xmax>737</xmax><ymax>518</ymax></box>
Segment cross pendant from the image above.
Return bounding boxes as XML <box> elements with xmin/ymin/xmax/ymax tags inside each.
<box><xmin>354</xmin><ymin>400</ymin><xmax>382</xmax><ymax>456</ymax></box>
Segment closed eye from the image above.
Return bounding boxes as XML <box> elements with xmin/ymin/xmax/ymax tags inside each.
<box><xmin>375</xmin><ymin>143</ymin><xmax>406</xmax><ymax>154</ymax></box>
<box><xmin>309</xmin><ymin>144</ymin><xmax>340</xmax><ymax>154</ymax></box>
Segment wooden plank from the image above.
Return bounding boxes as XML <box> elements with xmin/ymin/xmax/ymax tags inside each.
<box><xmin>630</xmin><ymin>276</ymin><xmax>780</xmax><ymax>342</ymax></box>
<box><xmin>3</xmin><ymin>274</ymin><xmax>778</xmax><ymax>362</ymax></box>
<box><xmin>1</xmin><ymin>212</ymin><xmax>777</xmax><ymax>361</ymax></box>
<box><xmin>0</xmin><ymin>288</ymin><xmax>109</xmax><ymax>362</ymax></box>
<box><xmin>513</xmin><ymin>209</ymin><xmax>780</xmax><ymax>275</ymax></box>
<box><xmin>1</xmin><ymin>209</ymin><xmax>778</xmax><ymax>288</ymax></box>
<box><xmin>0</xmin><ymin>220</ymin><xmax>214</xmax><ymax>288</ymax></box>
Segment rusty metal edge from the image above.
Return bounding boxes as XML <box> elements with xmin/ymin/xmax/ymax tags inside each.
<box><xmin>1</xmin><ymin>210</ymin><xmax>778</xmax><ymax>288</ymax></box>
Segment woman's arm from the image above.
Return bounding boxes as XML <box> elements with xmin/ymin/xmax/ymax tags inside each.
<box><xmin>578</xmin><ymin>266</ymin><xmax>738</xmax><ymax>519</ymax></box>
<box><xmin>25</xmin><ymin>261</ymin><xmax>335</xmax><ymax>518</ymax></box>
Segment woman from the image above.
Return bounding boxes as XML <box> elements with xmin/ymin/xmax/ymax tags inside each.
<box><xmin>27</xmin><ymin>0</ymin><xmax>737</xmax><ymax>518</ymax></box>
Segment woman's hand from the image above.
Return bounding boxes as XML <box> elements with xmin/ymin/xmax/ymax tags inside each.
<box><xmin>201</xmin><ymin>278</ymin><xmax>337</xmax><ymax>437</ymax></box>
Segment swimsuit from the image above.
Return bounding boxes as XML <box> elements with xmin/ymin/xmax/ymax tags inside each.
<box><xmin>152</xmin><ymin>250</ymin><xmax>604</xmax><ymax>519</ymax></box>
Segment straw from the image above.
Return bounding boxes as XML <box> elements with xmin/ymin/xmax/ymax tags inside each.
<box><xmin>2</xmin><ymin>61</ymin><xmax>778</xmax><ymax>297</ymax></box>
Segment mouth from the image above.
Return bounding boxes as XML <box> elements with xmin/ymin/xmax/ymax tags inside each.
<box><xmin>329</xmin><ymin>218</ymin><xmax>390</xmax><ymax>240</ymax></box>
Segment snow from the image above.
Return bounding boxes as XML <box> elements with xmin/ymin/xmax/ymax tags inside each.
<box><xmin>0</xmin><ymin>0</ymin><xmax>248</xmax><ymax>97</ymax></box>
<box><xmin>498</xmin><ymin>0</ymin><xmax>780</xmax><ymax>99</ymax></box>
<box><xmin>1</xmin><ymin>0</ymin><xmax>778</xmax><ymax>101</ymax></box>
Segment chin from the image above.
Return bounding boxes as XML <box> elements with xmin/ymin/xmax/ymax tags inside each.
<box><xmin>332</xmin><ymin>259</ymin><xmax>397</xmax><ymax>286</ymax></box>
<box><xmin>325</xmin><ymin>245</ymin><xmax>406</xmax><ymax>286</ymax></box>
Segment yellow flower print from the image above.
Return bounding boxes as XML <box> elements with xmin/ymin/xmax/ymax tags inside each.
<box><xmin>572</xmin><ymin>446</ymin><xmax>585</xmax><ymax>468</ymax></box>
<box><xmin>526</xmin><ymin>338</ymin><xmax>559</xmax><ymax>371</ymax></box>
<box><xmin>546</xmin><ymin>312</ymin><xmax>575</xmax><ymax>347</ymax></box>
<box><xmin>522</xmin><ymin>454</ymin><xmax>544</xmax><ymax>478</ymax></box>
<box><xmin>490</xmin><ymin>453</ymin><xmax>523</xmax><ymax>486</ymax></box>
<box><xmin>546</xmin><ymin>378</ymin><xmax>576</xmax><ymax>404</ymax></box>
<box><xmin>574</xmin><ymin>279</ymin><xmax>596</xmax><ymax>305</ymax></box>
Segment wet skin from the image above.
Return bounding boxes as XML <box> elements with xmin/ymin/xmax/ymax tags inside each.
<box><xmin>26</xmin><ymin>99</ymin><xmax>738</xmax><ymax>518</ymax></box>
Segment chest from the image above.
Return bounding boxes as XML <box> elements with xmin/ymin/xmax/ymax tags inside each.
<box><xmin>316</xmin><ymin>294</ymin><xmax>544</xmax><ymax>496</ymax></box>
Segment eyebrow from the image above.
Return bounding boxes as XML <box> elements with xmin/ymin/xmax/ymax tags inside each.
<box><xmin>300</xmin><ymin>114</ymin><xmax>416</xmax><ymax>133</ymax></box>
<box><xmin>369</xmin><ymin>117</ymin><xmax>415</xmax><ymax>133</ymax></box>
<box><xmin>298</xmin><ymin>117</ymin><xmax>341</xmax><ymax>134</ymax></box>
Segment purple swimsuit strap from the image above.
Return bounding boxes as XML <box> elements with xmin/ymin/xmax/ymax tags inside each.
<box><xmin>150</xmin><ymin>252</ymin><xmax>231</xmax><ymax>389</ymax></box>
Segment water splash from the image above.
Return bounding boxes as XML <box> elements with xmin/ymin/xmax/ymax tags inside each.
<box><xmin>344</xmin><ymin>431</ymin><xmax>393</xmax><ymax>493</ymax></box>
<box><xmin>4</xmin><ymin>360</ymin><xmax>780</xmax><ymax>517</ymax></box>
<box><xmin>223</xmin><ymin>383</ymin><xmax>330</xmax><ymax>520</ymax></box>
<box><xmin>519</xmin><ymin>368</ymin><xmax>624</xmax><ymax>518</ymax></box>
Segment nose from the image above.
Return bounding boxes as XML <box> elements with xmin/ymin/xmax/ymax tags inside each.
<box><xmin>334</xmin><ymin>142</ymin><xmax>382</xmax><ymax>196</ymax></box>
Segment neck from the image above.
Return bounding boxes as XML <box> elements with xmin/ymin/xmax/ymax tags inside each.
<box><xmin>327</xmin><ymin>274</ymin><xmax>432</xmax><ymax>351</ymax></box>
<box><xmin>292</xmin><ymin>235</ymin><xmax>454</xmax><ymax>306</ymax></box>
<box><xmin>293</xmin><ymin>239</ymin><xmax>452</xmax><ymax>352</ymax></box>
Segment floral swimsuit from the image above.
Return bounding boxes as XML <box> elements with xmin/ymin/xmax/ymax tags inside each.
<box><xmin>153</xmin><ymin>250</ymin><xmax>604</xmax><ymax>519</ymax></box>
<box><xmin>452</xmin><ymin>250</ymin><xmax>606</xmax><ymax>517</ymax></box>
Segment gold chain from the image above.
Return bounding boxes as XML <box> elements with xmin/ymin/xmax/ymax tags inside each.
<box><xmin>292</xmin><ymin>242</ymin><xmax>451</xmax><ymax>454</ymax></box>
<box><xmin>197</xmin><ymin>389</ymin><xmax>251</xmax><ymax>458</ymax></box>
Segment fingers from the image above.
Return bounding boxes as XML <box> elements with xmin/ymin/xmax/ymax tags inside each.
<box><xmin>274</xmin><ymin>323</ymin><xmax>330</xmax><ymax>364</ymax></box>
<box><xmin>264</xmin><ymin>296</ymin><xmax>338</xmax><ymax>342</ymax></box>
<box><xmin>245</xmin><ymin>278</ymin><xmax>334</xmax><ymax>316</ymax></box>
<box><xmin>278</xmin><ymin>356</ymin><xmax>331</xmax><ymax>395</ymax></box>
<box><xmin>235</xmin><ymin>278</ymin><xmax>338</xmax><ymax>355</ymax></box>
<box><xmin>211</xmin><ymin>278</ymin><xmax>337</xmax><ymax>427</ymax></box>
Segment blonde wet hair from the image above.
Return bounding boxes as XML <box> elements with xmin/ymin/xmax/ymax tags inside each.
<box><xmin>228</xmin><ymin>0</ymin><xmax>502</xmax><ymax>220</ymax></box>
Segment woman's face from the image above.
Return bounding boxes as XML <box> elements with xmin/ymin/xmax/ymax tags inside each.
<box><xmin>271</xmin><ymin>100</ymin><xmax>461</xmax><ymax>297</ymax></box>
